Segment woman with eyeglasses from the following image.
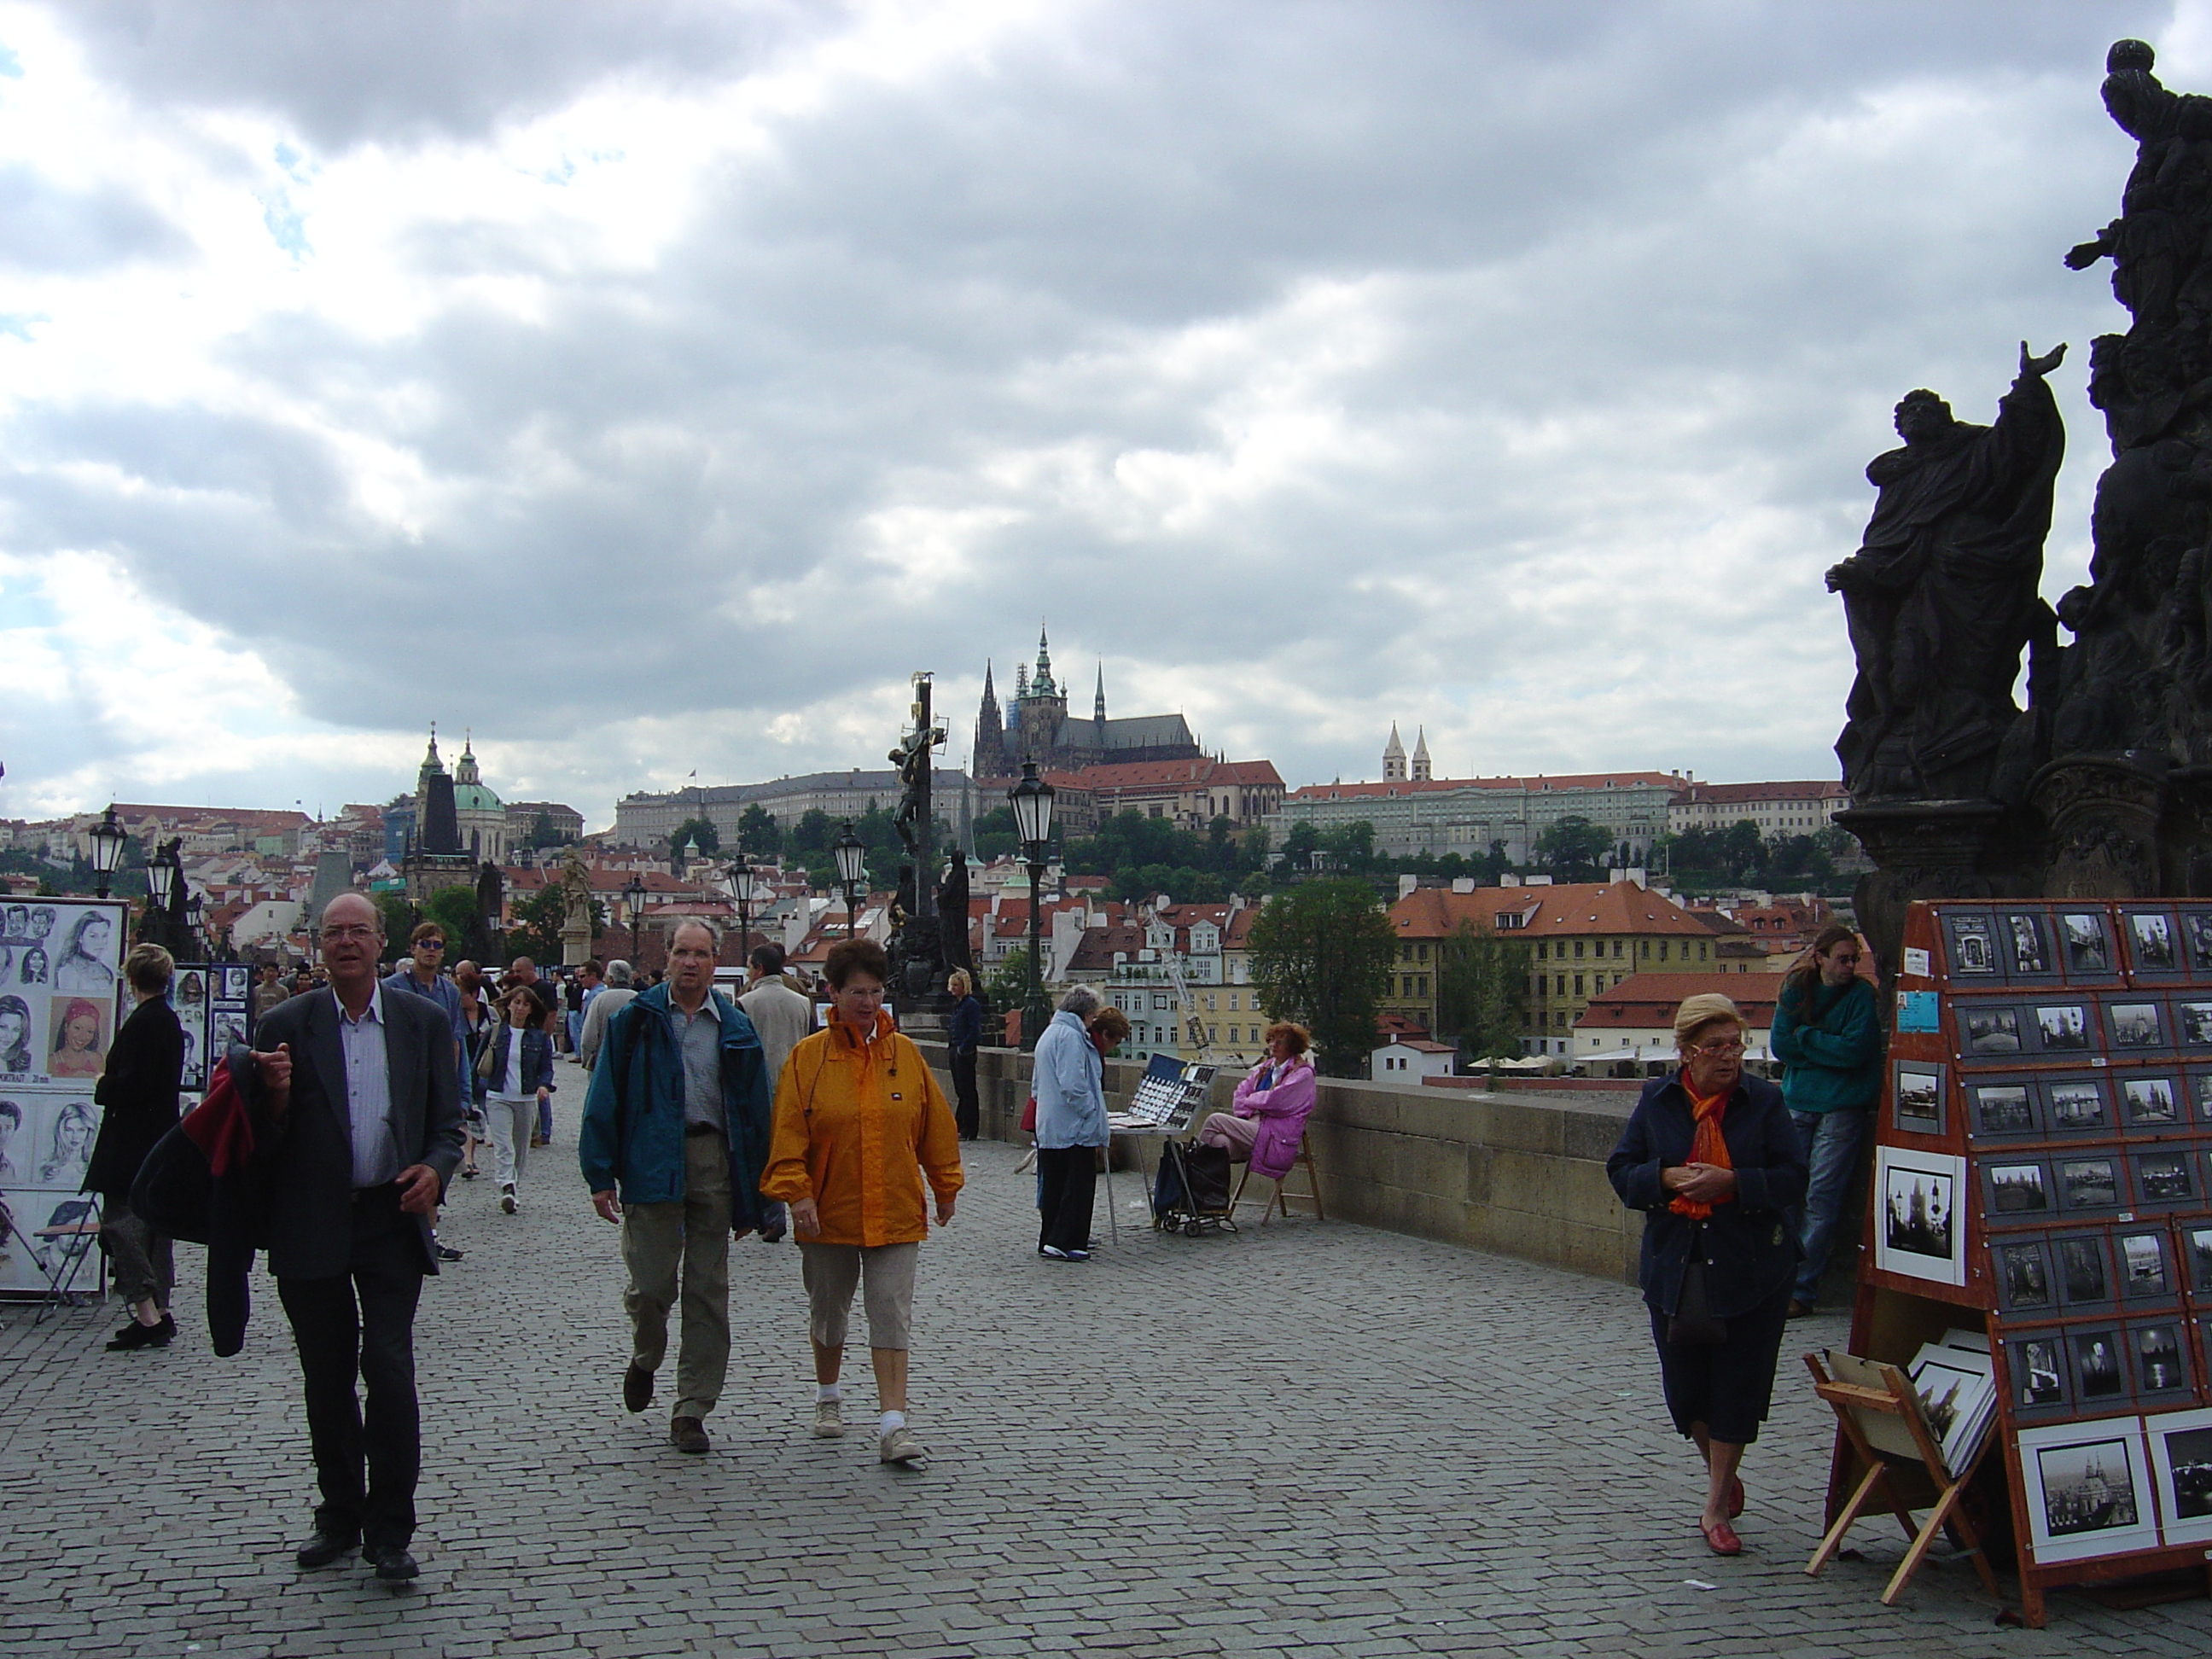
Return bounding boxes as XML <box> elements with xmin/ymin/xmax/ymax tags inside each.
<box><xmin>1605</xmin><ymin>993</ymin><xmax>1807</xmax><ymax>1558</ymax></box>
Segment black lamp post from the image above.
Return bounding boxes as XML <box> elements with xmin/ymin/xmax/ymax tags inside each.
<box><xmin>726</xmin><ymin>856</ymin><xmax>757</xmax><ymax>962</ymax></box>
<box><xmin>186</xmin><ymin>892</ymin><xmax>207</xmax><ymax>959</ymax></box>
<box><xmin>88</xmin><ymin>805</ymin><xmax>126</xmax><ymax>899</ymax></box>
<box><xmin>143</xmin><ymin>837</ymin><xmax>187</xmax><ymax>955</ymax></box>
<box><xmin>1007</xmin><ymin>761</ymin><xmax>1057</xmax><ymax>1050</ymax></box>
<box><xmin>833</xmin><ymin>822</ymin><xmax>865</xmax><ymax>938</ymax></box>
<box><xmin>622</xmin><ymin>873</ymin><xmax>649</xmax><ymax>967</ymax></box>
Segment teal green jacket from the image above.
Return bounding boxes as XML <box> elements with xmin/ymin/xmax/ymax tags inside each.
<box><xmin>1769</xmin><ymin>975</ymin><xmax>1881</xmax><ymax>1114</ymax></box>
<box><xmin>578</xmin><ymin>983</ymin><xmax>773</xmax><ymax>1227</ymax></box>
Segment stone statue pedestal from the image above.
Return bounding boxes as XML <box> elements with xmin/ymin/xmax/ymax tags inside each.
<box><xmin>1835</xmin><ymin>799</ymin><xmax>2022</xmax><ymax>983</ymax></box>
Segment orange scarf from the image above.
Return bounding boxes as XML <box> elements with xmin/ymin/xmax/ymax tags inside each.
<box><xmin>1668</xmin><ymin>1069</ymin><xmax>1736</xmax><ymax>1220</ymax></box>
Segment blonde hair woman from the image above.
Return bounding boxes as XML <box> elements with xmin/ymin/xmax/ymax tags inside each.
<box><xmin>945</xmin><ymin>967</ymin><xmax>984</xmax><ymax>1139</ymax></box>
<box><xmin>1606</xmin><ymin>993</ymin><xmax>1807</xmax><ymax>1557</ymax></box>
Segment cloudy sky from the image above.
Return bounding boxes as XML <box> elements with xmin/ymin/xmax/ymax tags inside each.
<box><xmin>0</xmin><ymin>0</ymin><xmax>2193</xmax><ymax>829</ymax></box>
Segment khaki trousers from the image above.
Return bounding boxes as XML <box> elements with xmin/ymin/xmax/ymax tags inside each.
<box><xmin>620</xmin><ymin>1131</ymin><xmax>732</xmax><ymax>1420</ymax></box>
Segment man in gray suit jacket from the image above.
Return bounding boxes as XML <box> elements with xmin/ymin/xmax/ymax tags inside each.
<box><xmin>243</xmin><ymin>892</ymin><xmax>462</xmax><ymax>1583</ymax></box>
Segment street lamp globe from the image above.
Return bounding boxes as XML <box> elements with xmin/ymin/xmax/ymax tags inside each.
<box><xmin>145</xmin><ymin>841</ymin><xmax>178</xmax><ymax>910</ymax></box>
<box><xmin>88</xmin><ymin>805</ymin><xmax>126</xmax><ymax>899</ymax></box>
<box><xmin>622</xmin><ymin>873</ymin><xmax>648</xmax><ymax>938</ymax></box>
<box><xmin>727</xmin><ymin>857</ymin><xmax>759</xmax><ymax>909</ymax></box>
<box><xmin>1007</xmin><ymin>760</ymin><xmax>1056</xmax><ymax>848</ymax></box>
<box><xmin>832</xmin><ymin>823</ymin><xmax>865</xmax><ymax>891</ymax></box>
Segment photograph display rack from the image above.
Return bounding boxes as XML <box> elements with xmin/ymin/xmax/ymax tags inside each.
<box><xmin>1839</xmin><ymin>899</ymin><xmax>2212</xmax><ymax>1627</ymax></box>
<box><xmin>1108</xmin><ymin>1056</ymin><xmax>1217</xmax><ymax>1133</ymax></box>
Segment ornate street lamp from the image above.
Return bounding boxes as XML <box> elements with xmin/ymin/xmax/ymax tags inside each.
<box><xmin>186</xmin><ymin>892</ymin><xmax>206</xmax><ymax>958</ymax></box>
<box><xmin>88</xmin><ymin>805</ymin><xmax>126</xmax><ymax>900</ymax></box>
<box><xmin>726</xmin><ymin>856</ymin><xmax>758</xmax><ymax>960</ymax></box>
<box><xmin>622</xmin><ymin>873</ymin><xmax>649</xmax><ymax>965</ymax></box>
<box><xmin>143</xmin><ymin>837</ymin><xmax>183</xmax><ymax>952</ymax></box>
<box><xmin>833</xmin><ymin>822</ymin><xmax>866</xmax><ymax>939</ymax></box>
<box><xmin>1007</xmin><ymin>761</ymin><xmax>1056</xmax><ymax>1050</ymax></box>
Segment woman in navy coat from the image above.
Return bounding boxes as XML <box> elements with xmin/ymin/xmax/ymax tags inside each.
<box><xmin>1607</xmin><ymin>993</ymin><xmax>1807</xmax><ymax>1557</ymax></box>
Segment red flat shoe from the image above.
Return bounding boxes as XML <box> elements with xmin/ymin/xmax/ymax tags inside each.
<box><xmin>1701</xmin><ymin>1518</ymin><xmax>1743</xmax><ymax>1557</ymax></box>
<box><xmin>1727</xmin><ymin>1476</ymin><xmax>1744</xmax><ymax>1519</ymax></box>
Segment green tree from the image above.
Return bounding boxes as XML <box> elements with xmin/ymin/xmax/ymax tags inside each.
<box><xmin>985</xmin><ymin>946</ymin><xmax>1033</xmax><ymax>1012</ymax></box>
<box><xmin>973</xmin><ymin>805</ymin><xmax>1020</xmax><ymax>862</ymax></box>
<box><xmin>1280</xmin><ymin>820</ymin><xmax>1321</xmax><ymax>874</ymax></box>
<box><xmin>371</xmin><ymin>892</ymin><xmax>416</xmax><ymax>954</ymax></box>
<box><xmin>1534</xmin><ymin>815</ymin><xmax>1609</xmax><ymax>882</ymax></box>
<box><xmin>789</xmin><ymin>809</ymin><xmax>834</xmax><ymax>856</ymax></box>
<box><xmin>1435</xmin><ymin>918</ymin><xmax>1532</xmax><ymax>1059</ymax></box>
<box><xmin>669</xmin><ymin>816</ymin><xmax>720</xmax><ymax>856</ymax></box>
<box><xmin>1248</xmin><ymin>878</ymin><xmax>1395</xmax><ymax>1078</ymax></box>
<box><xmin>1322</xmin><ymin>819</ymin><xmax>1377</xmax><ymax>872</ymax></box>
<box><xmin>505</xmin><ymin>882</ymin><xmax>585</xmax><ymax>964</ymax></box>
<box><xmin>527</xmin><ymin>810</ymin><xmax>567</xmax><ymax>850</ymax></box>
<box><xmin>423</xmin><ymin>884</ymin><xmax>483</xmax><ymax>956</ymax></box>
<box><xmin>736</xmin><ymin>804</ymin><xmax>782</xmax><ymax>856</ymax></box>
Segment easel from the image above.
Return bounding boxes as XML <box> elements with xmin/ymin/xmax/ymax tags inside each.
<box><xmin>1805</xmin><ymin>1349</ymin><xmax>2002</xmax><ymax>1606</ymax></box>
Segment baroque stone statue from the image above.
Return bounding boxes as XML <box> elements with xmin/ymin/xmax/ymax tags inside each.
<box><xmin>1830</xmin><ymin>343</ymin><xmax>2067</xmax><ymax>802</ymax></box>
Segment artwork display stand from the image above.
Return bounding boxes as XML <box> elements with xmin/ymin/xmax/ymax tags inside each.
<box><xmin>1805</xmin><ymin>1349</ymin><xmax>2003</xmax><ymax>1606</ymax></box>
<box><xmin>1835</xmin><ymin>899</ymin><xmax>2212</xmax><ymax>1626</ymax></box>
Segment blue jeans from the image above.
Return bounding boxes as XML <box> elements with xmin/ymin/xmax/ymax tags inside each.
<box><xmin>1790</xmin><ymin>1107</ymin><xmax>1869</xmax><ymax>1303</ymax></box>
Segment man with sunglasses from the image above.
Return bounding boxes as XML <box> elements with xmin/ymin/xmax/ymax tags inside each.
<box><xmin>382</xmin><ymin>924</ymin><xmax>469</xmax><ymax>1266</ymax></box>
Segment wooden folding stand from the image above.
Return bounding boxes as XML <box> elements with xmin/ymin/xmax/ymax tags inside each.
<box><xmin>1805</xmin><ymin>1350</ymin><xmax>2002</xmax><ymax>1607</ymax></box>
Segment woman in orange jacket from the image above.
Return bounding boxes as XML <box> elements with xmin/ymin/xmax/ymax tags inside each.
<box><xmin>762</xmin><ymin>937</ymin><xmax>963</xmax><ymax>1467</ymax></box>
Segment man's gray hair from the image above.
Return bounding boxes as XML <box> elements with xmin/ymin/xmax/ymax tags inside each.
<box><xmin>671</xmin><ymin>917</ymin><xmax>722</xmax><ymax>951</ymax></box>
<box><xmin>604</xmin><ymin>959</ymin><xmax>634</xmax><ymax>987</ymax></box>
<box><xmin>1057</xmin><ymin>984</ymin><xmax>1102</xmax><ymax>1019</ymax></box>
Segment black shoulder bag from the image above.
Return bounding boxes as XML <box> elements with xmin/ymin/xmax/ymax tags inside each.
<box><xmin>1668</xmin><ymin>1221</ymin><xmax>1727</xmax><ymax>1346</ymax></box>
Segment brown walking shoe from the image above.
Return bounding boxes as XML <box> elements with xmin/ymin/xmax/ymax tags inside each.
<box><xmin>670</xmin><ymin>1415</ymin><xmax>710</xmax><ymax>1453</ymax></box>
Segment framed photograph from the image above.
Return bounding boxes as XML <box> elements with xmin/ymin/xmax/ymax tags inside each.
<box><xmin>2058</xmin><ymin>1153</ymin><xmax>2128</xmax><ymax>1218</ymax></box>
<box><xmin>2182</xmin><ymin>910</ymin><xmax>2212</xmax><ymax>977</ymax></box>
<box><xmin>1983</xmin><ymin>1156</ymin><xmax>2055</xmax><ymax>1227</ymax></box>
<box><xmin>2130</xmin><ymin>1149</ymin><xmax>2198</xmax><ymax>1213</ymax></box>
<box><xmin>2017</xmin><ymin>1421</ymin><xmax>2158</xmax><ymax>1563</ymax></box>
<box><xmin>2069</xmin><ymin>1328</ymin><xmax>2132</xmax><ymax>1409</ymax></box>
<box><xmin>2175</xmin><ymin>999</ymin><xmax>2212</xmax><ymax>1051</ymax></box>
<box><xmin>2107</xmin><ymin>1001</ymin><xmax>2169</xmax><ymax>1054</ymax></box>
<box><xmin>2124</xmin><ymin>908</ymin><xmax>2185</xmax><ymax>978</ymax></box>
<box><xmin>1957</xmin><ymin>1002</ymin><xmax>2024</xmax><ymax>1062</ymax></box>
<box><xmin>1944</xmin><ymin>911</ymin><xmax>2000</xmax><ymax>977</ymax></box>
<box><xmin>2003</xmin><ymin>1330</ymin><xmax>2074</xmax><ymax>1422</ymax></box>
<box><xmin>2143</xmin><ymin>1406</ymin><xmax>2212</xmax><ymax>1548</ymax></box>
<box><xmin>1993</xmin><ymin>1235</ymin><xmax>2058</xmax><ymax>1316</ymax></box>
<box><xmin>2185</xmin><ymin>1223</ymin><xmax>2212</xmax><ymax>1300</ymax></box>
<box><xmin>2034</xmin><ymin>1002</ymin><xmax>2099</xmax><ymax>1056</ymax></box>
<box><xmin>1875</xmin><ymin>1145</ymin><xmax>1967</xmax><ymax>1286</ymax></box>
<box><xmin>2120</xmin><ymin>1073</ymin><xmax>2185</xmax><ymax>1132</ymax></box>
<box><xmin>1968</xmin><ymin>1077</ymin><xmax>2042</xmax><ymax>1141</ymax></box>
<box><xmin>2131</xmin><ymin>1319</ymin><xmax>2196</xmax><ymax>1401</ymax></box>
<box><xmin>2117</xmin><ymin>1228</ymin><xmax>2180</xmax><ymax>1305</ymax></box>
<box><xmin>1893</xmin><ymin>1061</ymin><xmax>1945</xmax><ymax>1135</ymax></box>
<box><xmin>2045</xmin><ymin>1075</ymin><xmax>2115</xmax><ymax>1137</ymax></box>
<box><xmin>2059</xmin><ymin>911</ymin><xmax>2118</xmax><ymax>979</ymax></box>
<box><xmin>2053</xmin><ymin>1229</ymin><xmax>2120</xmax><ymax>1313</ymax></box>
<box><xmin>2004</xmin><ymin>910</ymin><xmax>2057</xmax><ymax>978</ymax></box>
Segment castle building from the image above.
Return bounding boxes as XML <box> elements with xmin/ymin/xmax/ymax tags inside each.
<box><xmin>970</xmin><ymin>627</ymin><xmax>1206</xmax><ymax>785</ymax></box>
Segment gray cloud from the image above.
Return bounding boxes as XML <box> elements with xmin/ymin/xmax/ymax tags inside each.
<box><xmin>0</xmin><ymin>163</ymin><xmax>187</xmax><ymax>271</ymax></box>
<box><xmin>0</xmin><ymin>0</ymin><xmax>2180</xmax><ymax>821</ymax></box>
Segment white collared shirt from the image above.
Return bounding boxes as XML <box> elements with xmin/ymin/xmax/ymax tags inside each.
<box><xmin>333</xmin><ymin>984</ymin><xmax>400</xmax><ymax>1188</ymax></box>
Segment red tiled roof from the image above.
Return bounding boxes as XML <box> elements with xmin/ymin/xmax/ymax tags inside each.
<box><xmin>1060</xmin><ymin>758</ymin><xmax>1284</xmax><ymax>790</ymax></box>
<box><xmin>1670</xmin><ymin>780</ymin><xmax>1847</xmax><ymax>806</ymax></box>
<box><xmin>1389</xmin><ymin>881</ymin><xmax>1710</xmax><ymax>940</ymax></box>
<box><xmin>1575</xmin><ymin>973</ymin><xmax>1785</xmax><ymax>1029</ymax></box>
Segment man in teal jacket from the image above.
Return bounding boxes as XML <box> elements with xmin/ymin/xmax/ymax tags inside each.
<box><xmin>579</xmin><ymin>920</ymin><xmax>777</xmax><ymax>1452</ymax></box>
<box><xmin>1769</xmin><ymin>925</ymin><xmax>1882</xmax><ymax>1316</ymax></box>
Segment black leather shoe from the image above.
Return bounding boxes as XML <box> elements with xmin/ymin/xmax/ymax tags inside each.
<box><xmin>367</xmin><ymin>1543</ymin><xmax>420</xmax><ymax>1582</ymax></box>
<box><xmin>106</xmin><ymin>1315</ymin><xmax>173</xmax><ymax>1352</ymax></box>
<box><xmin>294</xmin><ymin>1528</ymin><xmax>360</xmax><ymax>1569</ymax></box>
<box><xmin>623</xmin><ymin>1363</ymin><xmax>654</xmax><ymax>1413</ymax></box>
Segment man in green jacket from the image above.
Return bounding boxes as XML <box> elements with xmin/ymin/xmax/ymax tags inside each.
<box><xmin>579</xmin><ymin>920</ymin><xmax>776</xmax><ymax>1453</ymax></box>
<box><xmin>1769</xmin><ymin>924</ymin><xmax>1883</xmax><ymax>1317</ymax></box>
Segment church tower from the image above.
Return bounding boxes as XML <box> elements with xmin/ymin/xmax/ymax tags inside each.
<box><xmin>1383</xmin><ymin>723</ymin><xmax>1407</xmax><ymax>783</ymax></box>
<box><xmin>414</xmin><ymin>725</ymin><xmax>447</xmax><ymax>830</ymax></box>
<box><xmin>974</xmin><ymin>660</ymin><xmax>1005</xmax><ymax>781</ymax></box>
<box><xmin>1094</xmin><ymin>661</ymin><xmax>1108</xmax><ymax>749</ymax></box>
<box><xmin>1412</xmin><ymin>726</ymin><xmax>1432</xmax><ymax>782</ymax></box>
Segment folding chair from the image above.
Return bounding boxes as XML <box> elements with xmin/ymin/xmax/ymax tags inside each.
<box><xmin>1231</xmin><ymin>1131</ymin><xmax>1324</xmax><ymax>1224</ymax></box>
<box><xmin>1803</xmin><ymin>1350</ymin><xmax>2001</xmax><ymax>1607</ymax></box>
<box><xmin>3</xmin><ymin>1195</ymin><xmax>105</xmax><ymax>1324</ymax></box>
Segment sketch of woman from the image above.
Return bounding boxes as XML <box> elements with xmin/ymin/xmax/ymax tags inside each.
<box><xmin>0</xmin><ymin>995</ymin><xmax>32</xmax><ymax>1073</ymax></box>
<box><xmin>38</xmin><ymin>1100</ymin><xmax>96</xmax><ymax>1185</ymax></box>
<box><xmin>52</xmin><ymin>912</ymin><xmax>116</xmax><ymax>993</ymax></box>
<box><xmin>49</xmin><ymin>998</ymin><xmax>106</xmax><ymax>1079</ymax></box>
<box><xmin>19</xmin><ymin>946</ymin><xmax>47</xmax><ymax>986</ymax></box>
<box><xmin>176</xmin><ymin>971</ymin><xmax>203</xmax><ymax>1006</ymax></box>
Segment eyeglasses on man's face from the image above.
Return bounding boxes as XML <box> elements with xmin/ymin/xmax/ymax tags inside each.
<box><xmin>321</xmin><ymin>924</ymin><xmax>379</xmax><ymax>942</ymax></box>
<box><xmin>1691</xmin><ymin>1038</ymin><xmax>1745</xmax><ymax>1057</ymax></box>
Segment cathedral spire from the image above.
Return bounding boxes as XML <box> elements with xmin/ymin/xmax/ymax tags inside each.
<box><xmin>1383</xmin><ymin>722</ymin><xmax>1406</xmax><ymax>783</ymax></box>
<box><xmin>1094</xmin><ymin>661</ymin><xmax>1106</xmax><ymax>723</ymax></box>
<box><xmin>1412</xmin><ymin>725</ymin><xmax>1431</xmax><ymax>783</ymax></box>
<box><xmin>1033</xmin><ymin>622</ymin><xmax>1056</xmax><ymax>698</ymax></box>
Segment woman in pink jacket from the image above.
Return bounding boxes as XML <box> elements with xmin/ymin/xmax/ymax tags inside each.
<box><xmin>1197</xmin><ymin>1022</ymin><xmax>1315</xmax><ymax>1179</ymax></box>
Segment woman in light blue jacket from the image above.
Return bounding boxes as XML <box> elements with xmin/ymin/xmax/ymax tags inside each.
<box><xmin>1031</xmin><ymin>984</ymin><xmax>1106</xmax><ymax>1261</ymax></box>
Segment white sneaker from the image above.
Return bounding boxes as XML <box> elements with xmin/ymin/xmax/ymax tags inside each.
<box><xmin>812</xmin><ymin>1398</ymin><xmax>845</xmax><ymax>1439</ymax></box>
<box><xmin>879</xmin><ymin>1424</ymin><xmax>928</xmax><ymax>1465</ymax></box>
<box><xmin>500</xmin><ymin>1186</ymin><xmax>517</xmax><ymax>1214</ymax></box>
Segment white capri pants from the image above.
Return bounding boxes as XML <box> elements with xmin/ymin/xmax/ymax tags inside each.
<box><xmin>798</xmin><ymin>1241</ymin><xmax>919</xmax><ymax>1352</ymax></box>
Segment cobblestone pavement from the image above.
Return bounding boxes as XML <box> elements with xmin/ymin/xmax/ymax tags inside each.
<box><xmin>4</xmin><ymin>1057</ymin><xmax>2208</xmax><ymax>1657</ymax></box>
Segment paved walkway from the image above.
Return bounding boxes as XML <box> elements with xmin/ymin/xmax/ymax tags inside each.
<box><xmin>3</xmin><ymin>1058</ymin><xmax>2207</xmax><ymax>1657</ymax></box>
